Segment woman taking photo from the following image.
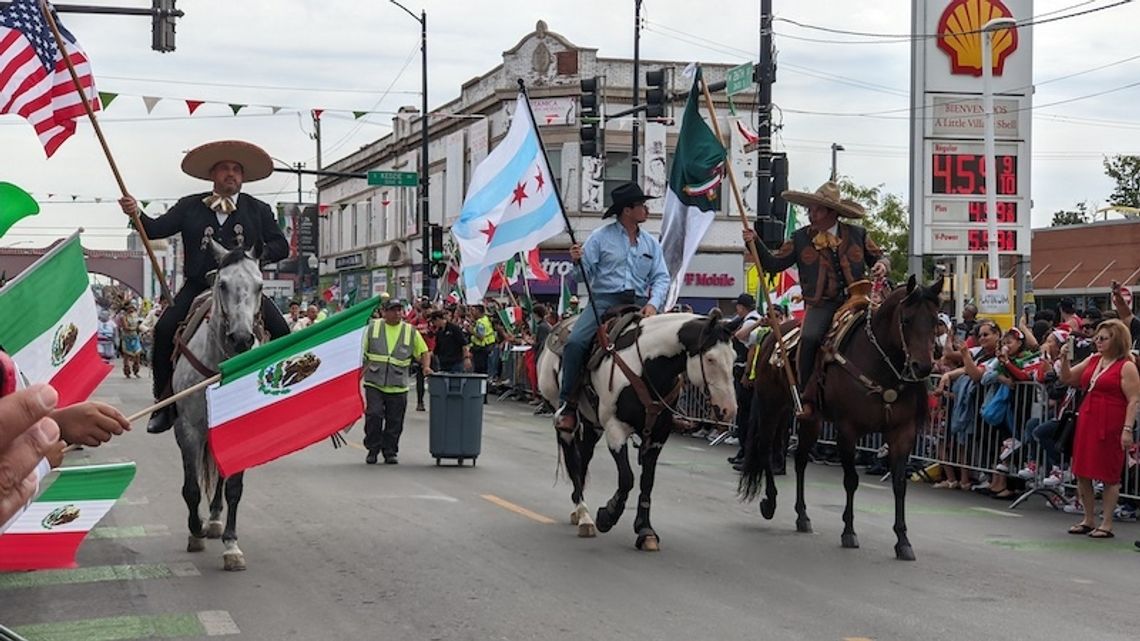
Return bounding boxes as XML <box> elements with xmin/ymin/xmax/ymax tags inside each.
<box><xmin>1060</xmin><ymin>319</ymin><xmax>1140</xmax><ymax>539</ymax></box>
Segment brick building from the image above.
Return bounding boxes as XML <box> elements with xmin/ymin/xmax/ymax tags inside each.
<box><xmin>1031</xmin><ymin>217</ymin><xmax>1140</xmax><ymax>313</ymax></box>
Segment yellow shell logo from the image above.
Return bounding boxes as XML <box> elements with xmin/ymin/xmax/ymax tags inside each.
<box><xmin>937</xmin><ymin>0</ymin><xmax>1019</xmax><ymax>77</ymax></box>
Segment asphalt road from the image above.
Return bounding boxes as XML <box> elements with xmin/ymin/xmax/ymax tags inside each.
<box><xmin>2</xmin><ymin>370</ymin><xmax>1138</xmax><ymax>641</ymax></box>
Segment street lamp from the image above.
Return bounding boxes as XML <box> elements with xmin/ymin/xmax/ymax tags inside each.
<box><xmin>389</xmin><ymin>0</ymin><xmax>430</xmax><ymax>299</ymax></box>
<box><xmin>981</xmin><ymin>17</ymin><xmax>1017</xmax><ymax>280</ymax></box>
<box><xmin>830</xmin><ymin>143</ymin><xmax>845</xmax><ymax>182</ymax></box>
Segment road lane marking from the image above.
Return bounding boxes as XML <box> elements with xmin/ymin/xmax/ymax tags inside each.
<box><xmin>11</xmin><ymin>611</ymin><xmax>239</xmax><ymax>640</ymax></box>
<box><xmin>0</xmin><ymin>563</ymin><xmax>198</xmax><ymax>590</ymax></box>
<box><xmin>372</xmin><ymin>494</ymin><xmax>459</xmax><ymax>502</ymax></box>
<box><xmin>480</xmin><ymin>494</ymin><xmax>556</xmax><ymax>524</ymax></box>
<box><xmin>987</xmin><ymin>539</ymin><xmax>1134</xmax><ymax>552</ymax></box>
<box><xmin>88</xmin><ymin>525</ymin><xmax>170</xmax><ymax>540</ymax></box>
<box><xmin>682</xmin><ymin>445</ymin><xmax>706</xmax><ymax>453</ymax></box>
<box><xmin>121</xmin><ymin>496</ymin><xmax>150</xmax><ymax>506</ymax></box>
<box><xmin>844</xmin><ymin>637</ymin><xmax>875</xmax><ymax>641</ymax></box>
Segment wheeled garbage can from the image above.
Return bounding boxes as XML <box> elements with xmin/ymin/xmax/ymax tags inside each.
<box><xmin>428</xmin><ymin>373</ymin><xmax>487</xmax><ymax>466</ymax></box>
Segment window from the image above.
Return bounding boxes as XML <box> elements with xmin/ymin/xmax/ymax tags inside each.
<box><xmin>556</xmin><ymin>51</ymin><xmax>578</xmax><ymax>76</ymax></box>
<box><xmin>546</xmin><ymin>147</ymin><xmax>562</xmax><ymax>195</ymax></box>
<box><xmin>603</xmin><ymin>151</ymin><xmax>630</xmax><ymax>208</ymax></box>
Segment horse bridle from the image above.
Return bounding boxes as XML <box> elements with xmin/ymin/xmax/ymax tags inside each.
<box><xmin>863</xmin><ymin>299</ymin><xmax>927</xmax><ymax>384</ymax></box>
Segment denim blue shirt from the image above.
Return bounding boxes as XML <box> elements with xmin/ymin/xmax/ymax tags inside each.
<box><xmin>581</xmin><ymin>221</ymin><xmax>671</xmax><ymax>310</ymax></box>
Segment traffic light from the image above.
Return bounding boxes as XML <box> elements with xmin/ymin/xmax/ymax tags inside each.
<box><xmin>579</xmin><ymin>76</ymin><xmax>602</xmax><ymax>158</ymax></box>
<box><xmin>758</xmin><ymin>153</ymin><xmax>789</xmax><ymax>248</ymax></box>
<box><xmin>645</xmin><ymin>70</ymin><xmax>666</xmax><ymax>119</ymax></box>
<box><xmin>429</xmin><ymin>224</ymin><xmax>444</xmax><ymax>263</ymax></box>
<box><xmin>152</xmin><ymin>0</ymin><xmax>177</xmax><ymax>53</ymax></box>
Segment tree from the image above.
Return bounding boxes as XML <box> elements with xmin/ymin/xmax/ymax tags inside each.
<box><xmin>837</xmin><ymin>178</ymin><xmax>910</xmax><ymax>283</ymax></box>
<box><xmin>1051</xmin><ymin>201</ymin><xmax>1090</xmax><ymax>227</ymax></box>
<box><xmin>1103</xmin><ymin>155</ymin><xmax>1140</xmax><ymax>208</ymax></box>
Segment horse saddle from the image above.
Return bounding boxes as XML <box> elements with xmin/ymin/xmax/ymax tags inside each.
<box><xmin>585</xmin><ymin>307</ymin><xmax>644</xmax><ymax>371</ymax></box>
<box><xmin>767</xmin><ymin>326</ymin><xmax>801</xmax><ymax>368</ymax></box>
<box><xmin>544</xmin><ymin>305</ymin><xmax>643</xmax><ymax>361</ymax></box>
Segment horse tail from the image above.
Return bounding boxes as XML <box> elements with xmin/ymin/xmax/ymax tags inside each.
<box><xmin>737</xmin><ymin>397</ymin><xmax>767</xmax><ymax>502</ymax></box>
<box><xmin>199</xmin><ymin>438</ymin><xmax>220</xmax><ymax>508</ymax></box>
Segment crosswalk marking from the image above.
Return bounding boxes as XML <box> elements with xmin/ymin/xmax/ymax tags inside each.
<box><xmin>88</xmin><ymin>524</ymin><xmax>170</xmax><ymax>539</ymax></box>
<box><xmin>0</xmin><ymin>563</ymin><xmax>198</xmax><ymax>590</ymax></box>
<box><xmin>10</xmin><ymin>611</ymin><xmax>239</xmax><ymax>640</ymax></box>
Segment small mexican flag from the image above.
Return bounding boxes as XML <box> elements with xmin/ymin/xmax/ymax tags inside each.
<box><xmin>558</xmin><ymin>272</ymin><xmax>573</xmax><ymax>316</ymax></box>
<box><xmin>205</xmin><ymin>296</ymin><xmax>379</xmax><ymax>477</ymax></box>
<box><xmin>0</xmin><ymin>233</ymin><xmax>111</xmax><ymax>406</ymax></box>
<box><xmin>0</xmin><ymin>462</ymin><xmax>136</xmax><ymax>571</ymax></box>
<box><xmin>0</xmin><ymin>182</ymin><xmax>40</xmax><ymax>238</ymax></box>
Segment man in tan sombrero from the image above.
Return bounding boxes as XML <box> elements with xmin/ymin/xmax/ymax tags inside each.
<box><xmin>745</xmin><ymin>181</ymin><xmax>889</xmax><ymax>419</ymax></box>
<box><xmin>118</xmin><ymin>140</ymin><xmax>291</xmax><ymax>434</ymax></box>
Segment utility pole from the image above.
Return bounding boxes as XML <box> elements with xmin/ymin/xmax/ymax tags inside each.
<box><xmin>631</xmin><ymin>0</ymin><xmax>643</xmax><ymax>182</ymax></box>
<box><xmin>419</xmin><ymin>9</ymin><xmax>430</xmax><ymax>298</ymax></box>
<box><xmin>755</xmin><ymin>0</ymin><xmax>774</xmax><ymax>230</ymax></box>
<box><xmin>312</xmin><ymin>111</ymin><xmax>322</xmax><ymax>171</ymax></box>
<box><xmin>295</xmin><ymin>162</ymin><xmax>304</xmax><ymax>298</ymax></box>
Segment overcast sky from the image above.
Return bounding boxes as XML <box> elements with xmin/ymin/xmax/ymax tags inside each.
<box><xmin>2</xmin><ymin>0</ymin><xmax>1138</xmax><ymax>249</ymax></box>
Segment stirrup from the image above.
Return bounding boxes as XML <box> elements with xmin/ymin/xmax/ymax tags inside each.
<box><xmin>555</xmin><ymin>403</ymin><xmax>578</xmax><ymax>433</ymax></box>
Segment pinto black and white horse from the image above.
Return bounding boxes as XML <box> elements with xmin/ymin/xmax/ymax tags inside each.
<box><xmin>173</xmin><ymin>240</ymin><xmax>264</xmax><ymax>571</ymax></box>
<box><xmin>538</xmin><ymin>311</ymin><xmax>737</xmax><ymax>550</ymax></box>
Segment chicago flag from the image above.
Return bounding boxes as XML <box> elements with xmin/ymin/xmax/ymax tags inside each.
<box><xmin>452</xmin><ymin>93</ymin><xmax>564</xmax><ymax>302</ymax></box>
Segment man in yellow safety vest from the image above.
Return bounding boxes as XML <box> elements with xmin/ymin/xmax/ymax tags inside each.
<box><xmin>362</xmin><ymin>299</ymin><xmax>432</xmax><ymax>465</ymax></box>
<box><xmin>468</xmin><ymin>303</ymin><xmax>497</xmax><ymax>376</ymax></box>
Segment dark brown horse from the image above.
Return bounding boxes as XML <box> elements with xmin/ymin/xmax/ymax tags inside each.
<box><xmin>739</xmin><ymin>276</ymin><xmax>943</xmax><ymax>560</ymax></box>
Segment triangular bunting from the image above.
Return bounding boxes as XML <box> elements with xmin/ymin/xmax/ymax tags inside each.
<box><xmin>318</xmin><ymin>204</ymin><xmax>331</xmax><ymax>215</ymax></box>
<box><xmin>98</xmin><ymin>92</ymin><xmax>118</xmax><ymax>109</ymax></box>
<box><xmin>142</xmin><ymin>96</ymin><xmax>161</xmax><ymax>114</ymax></box>
<box><xmin>186</xmin><ymin>100</ymin><xmax>205</xmax><ymax>115</ymax></box>
<box><xmin>139</xmin><ymin>200</ymin><xmax>151</xmax><ymax>210</ymax></box>
<box><xmin>270</xmin><ymin>106</ymin><xmax>282</xmax><ymax>115</ymax></box>
<box><xmin>353</xmin><ymin>111</ymin><xmax>367</xmax><ymax>120</ymax></box>
<box><xmin>311</xmin><ymin>109</ymin><xmax>324</xmax><ymax>120</ymax></box>
<box><xmin>229</xmin><ymin>104</ymin><xmax>246</xmax><ymax>115</ymax></box>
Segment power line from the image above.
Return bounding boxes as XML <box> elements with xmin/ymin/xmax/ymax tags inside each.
<box><xmin>100</xmin><ymin>74</ymin><xmax>420</xmax><ymax>96</ymax></box>
<box><xmin>324</xmin><ymin>42</ymin><xmax>420</xmax><ymax>157</ymax></box>
<box><xmin>774</xmin><ymin>0</ymin><xmax>1133</xmax><ymax>40</ymax></box>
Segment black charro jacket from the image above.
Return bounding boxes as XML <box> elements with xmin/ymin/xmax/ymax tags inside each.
<box><xmin>757</xmin><ymin>222</ymin><xmax>885</xmax><ymax>307</ymax></box>
<box><xmin>138</xmin><ymin>192</ymin><xmax>289</xmax><ymax>289</ymax></box>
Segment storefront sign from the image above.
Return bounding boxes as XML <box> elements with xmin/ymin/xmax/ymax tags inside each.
<box><xmin>335</xmin><ymin>253</ymin><xmax>364</xmax><ymax>270</ymax></box>
<box><xmin>678</xmin><ymin>254</ymin><xmax>745</xmax><ymax>299</ymax></box>
<box><xmin>976</xmin><ymin>278</ymin><xmax>1012</xmax><ymax>315</ymax></box>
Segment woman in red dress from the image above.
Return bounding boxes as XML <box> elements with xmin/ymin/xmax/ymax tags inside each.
<box><xmin>1059</xmin><ymin>319</ymin><xmax>1140</xmax><ymax>539</ymax></box>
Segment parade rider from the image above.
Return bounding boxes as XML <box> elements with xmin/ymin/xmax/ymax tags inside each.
<box><xmin>362</xmin><ymin>299</ymin><xmax>432</xmax><ymax>465</ymax></box>
<box><xmin>556</xmin><ymin>182</ymin><xmax>670</xmax><ymax>432</ymax></box>
<box><xmin>119</xmin><ymin>140</ymin><xmax>292</xmax><ymax>434</ymax></box>
<box><xmin>744</xmin><ymin>181</ymin><xmax>889</xmax><ymax>419</ymax></box>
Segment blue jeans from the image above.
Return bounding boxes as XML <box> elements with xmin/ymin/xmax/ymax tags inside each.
<box><xmin>1030</xmin><ymin>418</ymin><xmax>1061</xmax><ymax>471</ymax></box>
<box><xmin>559</xmin><ymin>292</ymin><xmax>644</xmax><ymax>404</ymax></box>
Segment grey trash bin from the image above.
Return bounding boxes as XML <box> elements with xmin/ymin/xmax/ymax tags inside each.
<box><xmin>428</xmin><ymin>373</ymin><xmax>487</xmax><ymax>466</ymax></box>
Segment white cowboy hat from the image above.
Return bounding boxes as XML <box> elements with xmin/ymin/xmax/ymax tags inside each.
<box><xmin>782</xmin><ymin>181</ymin><xmax>865</xmax><ymax>219</ymax></box>
<box><xmin>181</xmin><ymin>140</ymin><xmax>274</xmax><ymax>183</ymax></box>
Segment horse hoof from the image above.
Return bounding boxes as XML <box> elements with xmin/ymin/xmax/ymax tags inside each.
<box><xmin>187</xmin><ymin>535</ymin><xmax>206</xmax><ymax>553</ymax></box>
<box><xmin>223</xmin><ymin>553</ymin><xmax>246</xmax><ymax>571</ymax></box>
<box><xmin>759</xmin><ymin>499</ymin><xmax>776</xmax><ymax>520</ymax></box>
<box><xmin>577</xmin><ymin>521</ymin><xmax>597</xmax><ymax>538</ymax></box>
<box><xmin>841</xmin><ymin>533</ymin><xmax>860</xmax><ymax>549</ymax></box>
<box><xmin>595</xmin><ymin>508</ymin><xmax>615</xmax><ymax>533</ymax></box>
<box><xmin>570</xmin><ymin>510</ymin><xmax>580</xmax><ymax>526</ymax></box>
<box><xmin>795</xmin><ymin>518</ymin><xmax>813</xmax><ymax>534</ymax></box>
<box><xmin>205</xmin><ymin>520</ymin><xmax>223</xmax><ymax>539</ymax></box>
<box><xmin>895</xmin><ymin>544</ymin><xmax>916</xmax><ymax>561</ymax></box>
<box><xmin>636</xmin><ymin>534</ymin><xmax>660</xmax><ymax>551</ymax></box>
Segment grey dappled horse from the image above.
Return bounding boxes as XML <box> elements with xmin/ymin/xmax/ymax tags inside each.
<box><xmin>537</xmin><ymin>312</ymin><xmax>738</xmax><ymax>550</ymax></box>
<box><xmin>173</xmin><ymin>240</ymin><xmax>263</xmax><ymax>571</ymax></box>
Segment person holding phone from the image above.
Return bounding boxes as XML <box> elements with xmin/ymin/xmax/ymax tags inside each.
<box><xmin>1059</xmin><ymin>319</ymin><xmax>1140</xmax><ymax>539</ymax></box>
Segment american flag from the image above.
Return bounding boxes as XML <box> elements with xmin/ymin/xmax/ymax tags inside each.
<box><xmin>0</xmin><ymin>0</ymin><xmax>99</xmax><ymax>157</ymax></box>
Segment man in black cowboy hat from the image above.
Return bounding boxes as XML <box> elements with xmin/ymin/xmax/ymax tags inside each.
<box><xmin>118</xmin><ymin>140</ymin><xmax>292</xmax><ymax>434</ymax></box>
<box><xmin>745</xmin><ymin>180</ymin><xmax>889</xmax><ymax>419</ymax></box>
<box><xmin>556</xmin><ymin>182</ymin><xmax>670</xmax><ymax>432</ymax></box>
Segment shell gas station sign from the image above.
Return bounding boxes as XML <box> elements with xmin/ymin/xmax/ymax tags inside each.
<box><xmin>909</xmin><ymin>0</ymin><xmax>1033</xmax><ymax>308</ymax></box>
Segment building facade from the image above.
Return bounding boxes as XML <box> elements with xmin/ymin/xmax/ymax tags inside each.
<box><xmin>317</xmin><ymin>21</ymin><xmax>761</xmax><ymax>312</ymax></box>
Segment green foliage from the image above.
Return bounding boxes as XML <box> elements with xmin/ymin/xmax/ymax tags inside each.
<box><xmin>1103</xmin><ymin>155</ymin><xmax>1140</xmax><ymax>208</ymax></box>
<box><xmin>1051</xmin><ymin>201</ymin><xmax>1090</xmax><ymax>227</ymax></box>
<box><xmin>836</xmin><ymin>178</ymin><xmax>910</xmax><ymax>283</ymax></box>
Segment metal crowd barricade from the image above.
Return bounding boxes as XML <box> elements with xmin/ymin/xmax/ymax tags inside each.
<box><xmin>810</xmin><ymin>376</ymin><xmax>1140</xmax><ymax>506</ymax></box>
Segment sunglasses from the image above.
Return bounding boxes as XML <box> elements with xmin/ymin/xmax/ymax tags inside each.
<box><xmin>1094</xmin><ymin>335</ymin><xmax>1111</xmax><ymax>342</ymax></box>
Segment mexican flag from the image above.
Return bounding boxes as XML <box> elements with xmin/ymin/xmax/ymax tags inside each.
<box><xmin>0</xmin><ymin>462</ymin><xmax>136</xmax><ymax>571</ymax></box>
<box><xmin>659</xmin><ymin>66</ymin><xmax>727</xmax><ymax>312</ymax></box>
<box><xmin>0</xmin><ymin>233</ymin><xmax>111</xmax><ymax>406</ymax></box>
<box><xmin>558</xmin><ymin>272</ymin><xmax>573</xmax><ymax>316</ymax></box>
<box><xmin>205</xmin><ymin>296</ymin><xmax>379</xmax><ymax>477</ymax></box>
<box><xmin>766</xmin><ymin>206</ymin><xmax>805</xmax><ymax>320</ymax></box>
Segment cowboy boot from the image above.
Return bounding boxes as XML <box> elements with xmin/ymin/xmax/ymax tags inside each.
<box><xmin>555</xmin><ymin>402</ymin><xmax>578</xmax><ymax>433</ymax></box>
<box><xmin>146</xmin><ymin>383</ymin><xmax>176</xmax><ymax>434</ymax></box>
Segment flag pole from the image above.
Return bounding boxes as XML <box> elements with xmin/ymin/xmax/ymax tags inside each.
<box><xmin>698</xmin><ymin>73</ymin><xmax>802</xmax><ymax>415</ymax></box>
<box><xmin>37</xmin><ymin>0</ymin><xmax>173</xmax><ymax>304</ymax></box>
<box><xmin>517</xmin><ymin>251</ymin><xmax>535</xmax><ymax>328</ymax></box>
<box><xmin>125</xmin><ymin>374</ymin><xmax>221</xmax><ymax>424</ymax></box>
<box><xmin>516</xmin><ymin>79</ymin><xmax>603</xmax><ymax>329</ymax></box>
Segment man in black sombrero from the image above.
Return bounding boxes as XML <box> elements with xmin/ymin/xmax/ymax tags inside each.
<box><xmin>118</xmin><ymin>140</ymin><xmax>291</xmax><ymax>434</ymax></box>
<box><xmin>555</xmin><ymin>182</ymin><xmax>670</xmax><ymax>432</ymax></box>
<box><xmin>745</xmin><ymin>181</ymin><xmax>889</xmax><ymax>419</ymax></box>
